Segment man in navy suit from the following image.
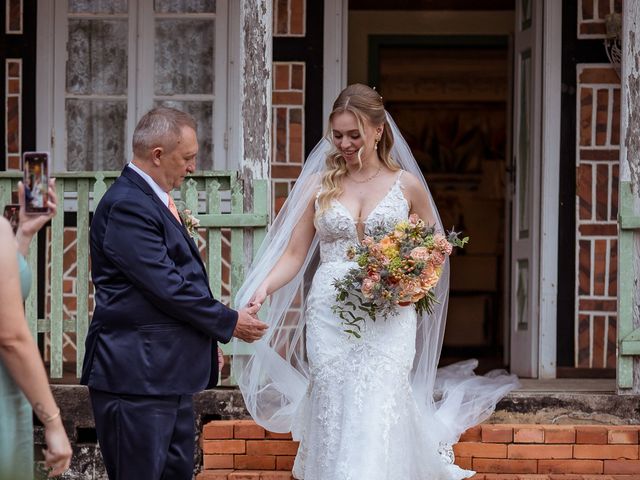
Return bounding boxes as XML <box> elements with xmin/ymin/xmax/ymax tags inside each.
<box><xmin>81</xmin><ymin>107</ymin><xmax>267</xmax><ymax>479</ymax></box>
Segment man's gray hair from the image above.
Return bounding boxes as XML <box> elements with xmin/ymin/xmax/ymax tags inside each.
<box><xmin>132</xmin><ymin>107</ymin><xmax>197</xmax><ymax>158</ymax></box>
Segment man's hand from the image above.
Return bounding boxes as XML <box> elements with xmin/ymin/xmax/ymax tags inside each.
<box><xmin>217</xmin><ymin>346</ymin><xmax>224</xmax><ymax>372</ymax></box>
<box><xmin>233</xmin><ymin>303</ymin><xmax>268</xmax><ymax>342</ymax></box>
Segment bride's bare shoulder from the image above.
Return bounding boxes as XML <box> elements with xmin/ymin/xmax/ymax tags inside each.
<box><xmin>398</xmin><ymin>169</ymin><xmax>426</xmax><ymax>191</ymax></box>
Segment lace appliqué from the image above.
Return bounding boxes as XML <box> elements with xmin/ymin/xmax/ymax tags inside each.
<box><xmin>439</xmin><ymin>442</ymin><xmax>456</xmax><ymax>465</ymax></box>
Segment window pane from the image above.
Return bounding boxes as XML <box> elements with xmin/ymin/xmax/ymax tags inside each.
<box><xmin>154</xmin><ymin>19</ymin><xmax>214</xmax><ymax>95</ymax></box>
<box><xmin>67</xmin><ymin>19</ymin><xmax>128</xmax><ymax>95</ymax></box>
<box><xmin>155</xmin><ymin>100</ymin><xmax>213</xmax><ymax>170</ymax></box>
<box><xmin>154</xmin><ymin>0</ymin><xmax>215</xmax><ymax>13</ymax></box>
<box><xmin>69</xmin><ymin>0</ymin><xmax>128</xmax><ymax>14</ymax></box>
<box><xmin>67</xmin><ymin>99</ymin><xmax>127</xmax><ymax>171</ymax></box>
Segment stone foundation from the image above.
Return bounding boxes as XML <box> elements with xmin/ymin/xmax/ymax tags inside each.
<box><xmin>45</xmin><ymin>386</ymin><xmax>640</xmax><ymax>479</ymax></box>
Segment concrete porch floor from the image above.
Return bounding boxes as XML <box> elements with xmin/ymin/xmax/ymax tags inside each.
<box><xmin>515</xmin><ymin>378</ymin><xmax>616</xmax><ymax>393</ymax></box>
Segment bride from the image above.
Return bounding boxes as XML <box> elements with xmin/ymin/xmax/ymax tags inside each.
<box><xmin>233</xmin><ymin>84</ymin><xmax>519</xmax><ymax>480</ymax></box>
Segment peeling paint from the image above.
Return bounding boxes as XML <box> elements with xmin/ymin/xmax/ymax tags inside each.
<box><xmin>241</xmin><ymin>0</ymin><xmax>271</xmax><ymax>182</ymax></box>
<box><xmin>625</xmin><ymin>72</ymin><xmax>640</xmax><ymax>192</ymax></box>
<box><xmin>237</xmin><ymin>0</ymin><xmax>272</xmax><ymax>260</ymax></box>
<box><xmin>620</xmin><ymin>4</ymin><xmax>640</xmax><ymax>394</ymax></box>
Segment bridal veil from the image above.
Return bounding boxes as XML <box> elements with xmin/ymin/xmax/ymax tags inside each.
<box><xmin>233</xmin><ymin>112</ymin><xmax>519</xmax><ymax>445</ymax></box>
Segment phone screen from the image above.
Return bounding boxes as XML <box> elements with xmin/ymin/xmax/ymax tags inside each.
<box><xmin>22</xmin><ymin>152</ymin><xmax>49</xmax><ymax>214</ymax></box>
<box><xmin>3</xmin><ymin>204</ymin><xmax>19</xmax><ymax>233</ymax></box>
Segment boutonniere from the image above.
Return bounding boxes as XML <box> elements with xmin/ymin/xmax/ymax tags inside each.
<box><xmin>178</xmin><ymin>208</ymin><xmax>200</xmax><ymax>238</ymax></box>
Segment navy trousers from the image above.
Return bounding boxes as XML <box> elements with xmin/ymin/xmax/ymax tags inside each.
<box><xmin>89</xmin><ymin>389</ymin><xmax>195</xmax><ymax>480</ymax></box>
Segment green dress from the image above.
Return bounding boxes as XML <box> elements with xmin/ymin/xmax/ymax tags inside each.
<box><xmin>0</xmin><ymin>254</ymin><xmax>34</xmax><ymax>480</ymax></box>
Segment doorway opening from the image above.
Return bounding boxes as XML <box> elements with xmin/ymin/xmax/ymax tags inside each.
<box><xmin>347</xmin><ymin>4</ymin><xmax>515</xmax><ymax>373</ymax></box>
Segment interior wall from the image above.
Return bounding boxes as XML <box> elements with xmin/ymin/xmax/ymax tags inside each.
<box><xmin>348</xmin><ymin>11</ymin><xmax>514</xmax><ymax>85</ymax></box>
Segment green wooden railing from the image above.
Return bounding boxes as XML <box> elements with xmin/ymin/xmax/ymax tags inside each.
<box><xmin>0</xmin><ymin>171</ymin><xmax>268</xmax><ymax>380</ymax></box>
<box><xmin>618</xmin><ymin>180</ymin><xmax>640</xmax><ymax>389</ymax></box>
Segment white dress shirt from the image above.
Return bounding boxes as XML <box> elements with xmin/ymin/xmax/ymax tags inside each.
<box><xmin>127</xmin><ymin>162</ymin><xmax>170</xmax><ymax>207</ymax></box>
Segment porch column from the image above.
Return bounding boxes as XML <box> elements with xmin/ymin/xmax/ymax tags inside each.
<box><xmin>236</xmin><ymin>0</ymin><xmax>272</xmax><ymax>266</ymax></box>
<box><xmin>239</xmin><ymin>0</ymin><xmax>272</xmax><ymax>182</ymax></box>
<box><xmin>618</xmin><ymin>1</ymin><xmax>640</xmax><ymax>394</ymax></box>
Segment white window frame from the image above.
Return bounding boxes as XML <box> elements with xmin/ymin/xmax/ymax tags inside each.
<box><xmin>36</xmin><ymin>0</ymin><xmax>237</xmax><ymax>172</ymax></box>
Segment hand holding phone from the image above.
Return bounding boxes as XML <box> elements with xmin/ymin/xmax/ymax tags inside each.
<box><xmin>22</xmin><ymin>152</ymin><xmax>50</xmax><ymax>215</ymax></box>
<box><xmin>14</xmin><ymin>178</ymin><xmax>58</xmax><ymax>256</ymax></box>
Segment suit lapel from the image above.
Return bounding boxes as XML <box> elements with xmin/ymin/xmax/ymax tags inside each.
<box><xmin>121</xmin><ymin>167</ymin><xmax>207</xmax><ymax>274</ymax></box>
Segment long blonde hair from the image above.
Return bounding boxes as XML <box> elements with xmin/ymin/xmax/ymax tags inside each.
<box><xmin>317</xmin><ymin>84</ymin><xmax>400</xmax><ymax>214</ymax></box>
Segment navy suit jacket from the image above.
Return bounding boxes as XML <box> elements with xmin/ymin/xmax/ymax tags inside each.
<box><xmin>81</xmin><ymin>166</ymin><xmax>238</xmax><ymax>395</ymax></box>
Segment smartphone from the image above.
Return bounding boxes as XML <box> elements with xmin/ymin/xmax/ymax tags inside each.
<box><xmin>3</xmin><ymin>204</ymin><xmax>19</xmax><ymax>233</ymax></box>
<box><xmin>22</xmin><ymin>151</ymin><xmax>50</xmax><ymax>214</ymax></box>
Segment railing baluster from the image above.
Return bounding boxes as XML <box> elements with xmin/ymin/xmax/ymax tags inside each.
<box><xmin>49</xmin><ymin>179</ymin><xmax>65</xmax><ymax>378</ymax></box>
<box><xmin>25</xmin><ymin>230</ymin><xmax>38</xmax><ymax>337</ymax></box>
<box><xmin>93</xmin><ymin>172</ymin><xmax>108</xmax><ymax>205</ymax></box>
<box><xmin>207</xmin><ymin>179</ymin><xmax>222</xmax><ymax>300</ymax></box>
<box><xmin>75</xmin><ymin>179</ymin><xmax>90</xmax><ymax>378</ymax></box>
<box><xmin>0</xmin><ymin>177</ymin><xmax>13</xmax><ymax>205</ymax></box>
<box><xmin>252</xmin><ymin>180</ymin><xmax>268</xmax><ymax>257</ymax></box>
<box><xmin>183</xmin><ymin>178</ymin><xmax>198</xmax><ymax>212</ymax></box>
<box><xmin>229</xmin><ymin>175</ymin><xmax>244</xmax><ymax>308</ymax></box>
<box><xmin>0</xmin><ymin>171</ymin><xmax>268</xmax><ymax>383</ymax></box>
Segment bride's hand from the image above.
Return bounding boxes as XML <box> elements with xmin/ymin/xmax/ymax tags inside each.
<box><xmin>249</xmin><ymin>286</ymin><xmax>268</xmax><ymax>310</ymax></box>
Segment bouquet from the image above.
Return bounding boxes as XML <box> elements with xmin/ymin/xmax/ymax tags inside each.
<box><xmin>333</xmin><ymin>214</ymin><xmax>468</xmax><ymax>337</ymax></box>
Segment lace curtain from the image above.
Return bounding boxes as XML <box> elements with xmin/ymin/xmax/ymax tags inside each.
<box><xmin>65</xmin><ymin>0</ymin><xmax>216</xmax><ymax>171</ymax></box>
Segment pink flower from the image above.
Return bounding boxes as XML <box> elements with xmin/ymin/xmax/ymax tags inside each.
<box><xmin>409</xmin><ymin>213</ymin><xmax>420</xmax><ymax>225</ymax></box>
<box><xmin>434</xmin><ymin>234</ymin><xmax>453</xmax><ymax>255</ymax></box>
<box><xmin>410</xmin><ymin>246</ymin><xmax>429</xmax><ymax>261</ymax></box>
<box><xmin>428</xmin><ymin>250</ymin><xmax>445</xmax><ymax>267</ymax></box>
<box><xmin>361</xmin><ymin>278</ymin><xmax>375</xmax><ymax>298</ymax></box>
<box><xmin>369</xmin><ymin>272</ymin><xmax>381</xmax><ymax>282</ymax></box>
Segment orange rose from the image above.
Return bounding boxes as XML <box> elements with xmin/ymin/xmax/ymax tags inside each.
<box><xmin>399</xmin><ymin>278</ymin><xmax>423</xmax><ymax>303</ymax></box>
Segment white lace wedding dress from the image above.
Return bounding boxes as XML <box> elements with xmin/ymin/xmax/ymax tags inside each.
<box><xmin>291</xmin><ymin>172</ymin><xmax>474</xmax><ymax>480</ymax></box>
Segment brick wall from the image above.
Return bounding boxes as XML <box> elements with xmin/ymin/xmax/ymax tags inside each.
<box><xmin>578</xmin><ymin>0</ymin><xmax>622</xmax><ymax>37</ymax></box>
<box><xmin>198</xmin><ymin>420</ymin><xmax>640</xmax><ymax>479</ymax></box>
<box><xmin>271</xmin><ymin>61</ymin><xmax>305</xmax><ymax>218</ymax></box>
<box><xmin>574</xmin><ymin>0</ymin><xmax>622</xmax><ymax>370</ymax></box>
<box><xmin>3</xmin><ymin>0</ymin><xmax>28</xmax><ymax>170</ymax></box>
<box><xmin>576</xmin><ymin>65</ymin><xmax>620</xmax><ymax>370</ymax></box>
<box><xmin>271</xmin><ymin>0</ymin><xmax>307</xmax><ymax>218</ymax></box>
